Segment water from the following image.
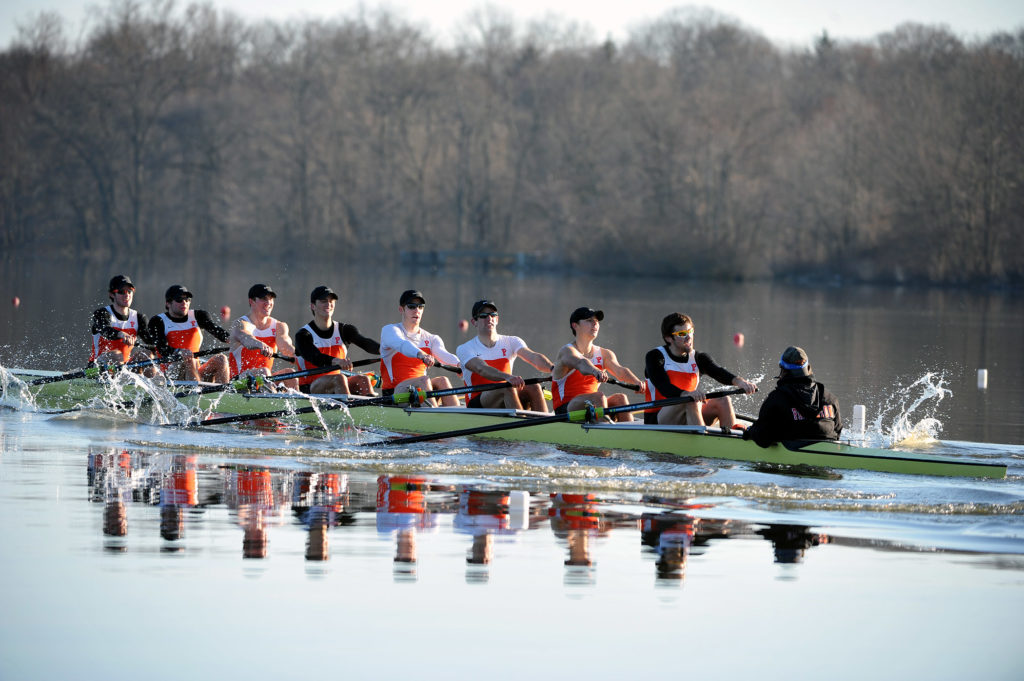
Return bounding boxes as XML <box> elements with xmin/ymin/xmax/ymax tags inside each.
<box><xmin>1</xmin><ymin>256</ymin><xmax>1023</xmax><ymax>679</ymax></box>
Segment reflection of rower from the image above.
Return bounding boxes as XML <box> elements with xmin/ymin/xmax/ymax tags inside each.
<box><xmin>159</xmin><ymin>455</ymin><xmax>198</xmax><ymax>543</ymax></box>
<box><xmin>640</xmin><ymin>512</ymin><xmax>696</xmax><ymax>582</ymax></box>
<box><xmin>292</xmin><ymin>471</ymin><xmax>350</xmax><ymax>561</ymax></box>
<box><xmin>454</xmin><ymin>486</ymin><xmax>516</xmax><ymax>583</ymax></box>
<box><xmin>549</xmin><ymin>493</ymin><xmax>608</xmax><ymax>582</ymax></box>
<box><xmin>87</xmin><ymin>448</ymin><xmax>138</xmax><ymax>548</ymax></box>
<box><xmin>756</xmin><ymin>524</ymin><xmax>829</xmax><ymax>564</ymax></box>
<box><xmin>227</xmin><ymin>468</ymin><xmax>288</xmax><ymax>559</ymax></box>
<box><xmin>376</xmin><ymin>475</ymin><xmax>444</xmax><ymax>581</ymax></box>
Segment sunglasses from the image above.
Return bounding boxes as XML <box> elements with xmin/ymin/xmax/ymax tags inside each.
<box><xmin>670</xmin><ymin>328</ymin><xmax>694</xmax><ymax>337</ymax></box>
<box><xmin>405</xmin><ymin>303</ymin><xmax>425</xmax><ymax>310</ymax></box>
<box><xmin>475</xmin><ymin>312</ymin><xmax>499</xmax><ymax>319</ymax></box>
<box><xmin>112</xmin><ymin>288</ymin><xmax>134</xmax><ymax>295</ymax></box>
<box><xmin>171</xmin><ymin>296</ymin><xmax>191</xmax><ymax>303</ymax></box>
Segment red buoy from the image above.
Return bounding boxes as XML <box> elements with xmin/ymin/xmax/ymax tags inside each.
<box><xmin>733</xmin><ymin>332</ymin><xmax>744</xmax><ymax>347</ymax></box>
<box><xmin>458</xmin><ymin>319</ymin><xmax>469</xmax><ymax>332</ymax></box>
<box><xmin>220</xmin><ymin>305</ymin><xmax>231</xmax><ymax>321</ymax></box>
<box><xmin>12</xmin><ymin>296</ymin><xmax>20</xmax><ymax>308</ymax></box>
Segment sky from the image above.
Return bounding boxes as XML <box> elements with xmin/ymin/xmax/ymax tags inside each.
<box><xmin>2</xmin><ymin>0</ymin><xmax>1022</xmax><ymax>49</ymax></box>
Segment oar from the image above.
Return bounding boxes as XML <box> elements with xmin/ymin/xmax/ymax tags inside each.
<box><xmin>363</xmin><ymin>387</ymin><xmax>746</xmax><ymax>447</ymax></box>
<box><xmin>270</xmin><ymin>354</ymin><xmax>379</xmax><ymax>369</ymax></box>
<box><xmin>607</xmin><ymin>378</ymin><xmax>642</xmax><ymax>391</ymax></box>
<box><xmin>176</xmin><ymin>376</ymin><xmax>550</xmax><ymax>428</ymax></box>
<box><xmin>171</xmin><ymin>364</ymin><xmax>346</xmax><ymax>398</ymax></box>
<box><xmin>28</xmin><ymin>347</ymin><xmax>229</xmax><ymax>385</ymax></box>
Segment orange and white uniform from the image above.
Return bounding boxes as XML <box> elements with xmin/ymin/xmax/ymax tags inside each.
<box><xmin>228</xmin><ymin>315</ymin><xmax>279</xmax><ymax>378</ymax></box>
<box><xmin>294</xmin><ymin>322</ymin><xmax>344</xmax><ymax>388</ymax></box>
<box><xmin>551</xmin><ymin>344</ymin><xmax>605</xmax><ymax>411</ymax></box>
<box><xmin>643</xmin><ymin>345</ymin><xmax>699</xmax><ymax>413</ymax></box>
<box><xmin>154</xmin><ymin>310</ymin><xmax>203</xmax><ymax>354</ymax></box>
<box><xmin>455</xmin><ymin>334</ymin><xmax>527</xmax><ymax>402</ymax></box>
<box><xmin>90</xmin><ymin>306</ymin><xmax>141</xmax><ymax>363</ymax></box>
<box><xmin>379</xmin><ymin>323</ymin><xmax>459</xmax><ymax>391</ymax></box>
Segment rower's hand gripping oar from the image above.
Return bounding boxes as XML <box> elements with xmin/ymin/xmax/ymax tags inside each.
<box><xmin>28</xmin><ymin>347</ymin><xmax>230</xmax><ymax>386</ymax></box>
<box><xmin>362</xmin><ymin>387</ymin><xmax>747</xmax><ymax>447</ymax></box>
<box><xmin>173</xmin><ymin>376</ymin><xmax>550</xmax><ymax>428</ymax></box>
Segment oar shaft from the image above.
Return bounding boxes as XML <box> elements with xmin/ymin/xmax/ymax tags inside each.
<box><xmin>29</xmin><ymin>346</ymin><xmax>229</xmax><ymax>385</ymax></box>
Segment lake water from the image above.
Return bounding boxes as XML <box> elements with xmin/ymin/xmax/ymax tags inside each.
<box><xmin>1</xmin><ymin>256</ymin><xmax>1023</xmax><ymax>679</ymax></box>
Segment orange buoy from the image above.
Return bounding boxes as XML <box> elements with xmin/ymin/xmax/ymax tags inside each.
<box><xmin>220</xmin><ymin>305</ymin><xmax>231</xmax><ymax>321</ymax></box>
<box><xmin>733</xmin><ymin>332</ymin><xmax>744</xmax><ymax>347</ymax></box>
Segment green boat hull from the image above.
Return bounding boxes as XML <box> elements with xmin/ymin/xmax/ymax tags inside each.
<box><xmin>6</xmin><ymin>371</ymin><xmax>1008</xmax><ymax>479</ymax></box>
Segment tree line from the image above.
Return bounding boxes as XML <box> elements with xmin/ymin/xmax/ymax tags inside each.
<box><xmin>1</xmin><ymin>0</ymin><xmax>1022</xmax><ymax>285</ymax></box>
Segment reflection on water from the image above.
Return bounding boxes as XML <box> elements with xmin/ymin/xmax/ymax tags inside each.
<box><xmin>81</xmin><ymin>446</ymin><xmax>957</xmax><ymax>585</ymax></box>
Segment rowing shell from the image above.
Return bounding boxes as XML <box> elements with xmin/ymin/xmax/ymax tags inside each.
<box><xmin>4</xmin><ymin>371</ymin><xmax>1008</xmax><ymax>479</ymax></box>
<box><xmin>176</xmin><ymin>392</ymin><xmax>1006</xmax><ymax>479</ymax></box>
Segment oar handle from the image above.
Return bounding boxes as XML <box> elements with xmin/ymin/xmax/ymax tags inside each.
<box><xmin>392</xmin><ymin>375</ymin><xmax>550</xmax><ymax>403</ymax></box>
<box><xmin>600</xmin><ymin>387</ymin><xmax>746</xmax><ymax>418</ymax></box>
<box><xmin>433</xmin><ymin>362</ymin><xmax>462</xmax><ymax>375</ymax></box>
<box><xmin>607</xmin><ymin>378</ymin><xmax>642</xmax><ymax>391</ymax></box>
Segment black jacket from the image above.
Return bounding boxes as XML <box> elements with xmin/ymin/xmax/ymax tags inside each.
<box><xmin>743</xmin><ymin>375</ymin><xmax>842</xmax><ymax>448</ymax></box>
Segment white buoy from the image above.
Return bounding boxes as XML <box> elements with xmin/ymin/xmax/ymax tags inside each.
<box><xmin>852</xmin><ymin>404</ymin><xmax>866</xmax><ymax>435</ymax></box>
<box><xmin>977</xmin><ymin>369</ymin><xmax>988</xmax><ymax>390</ymax></box>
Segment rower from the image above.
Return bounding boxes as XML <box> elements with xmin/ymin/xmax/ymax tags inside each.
<box><xmin>227</xmin><ymin>284</ymin><xmax>298</xmax><ymax>392</ymax></box>
<box><xmin>742</xmin><ymin>346</ymin><xmax>842</xmax><ymax>447</ymax></box>
<box><xmin>148</xmin><ymin>284</ymin><xmax>230</xmax><ymax>382</ymax></box>
<box><xmin>643</xmin><ymin>312</ymin><xmax>756</xmax><ymax>428</ymax></box>
<box><xmin>550</xmin><ymin>307</ymin><xmax>643</xmax><ymax>422</ymax></box>
<box><xmin>455</xmin><ymin>299</ymin><xmax>554</xmax><ymax>412</ymax></box>
<box><xmin>293</xmin><ymin>285</ymin><xmax>380</xmax><ymax>395</ymax></box>
<box><xmin>88</xmin><ymin>274</ymin><xmax>154</xmax><ymax>375</ymax></box>
<box><xmin>379</xmin><ymin>289</ymin><xmax>461</xmax><ymax>407</ymax></box>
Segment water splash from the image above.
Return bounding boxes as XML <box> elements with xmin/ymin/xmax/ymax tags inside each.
<box><xmin>867</xmin><ymin>372</ymin><xmax>951</xmax><ymax>448</ymax></box>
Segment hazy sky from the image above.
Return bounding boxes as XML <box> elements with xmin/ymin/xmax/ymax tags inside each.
<box><xmin>2</xmin><ymin>0</ymin><xmax>1022</xmax><ymax>48</ymax></box>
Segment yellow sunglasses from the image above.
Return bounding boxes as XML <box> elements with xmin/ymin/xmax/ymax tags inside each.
<box><xmin>670</xmin><ymin>328</ymin><xmax>694</xmax><ymax>337</ymax></box>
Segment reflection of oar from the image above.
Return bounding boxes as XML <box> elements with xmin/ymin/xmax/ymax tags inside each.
<box><xmin>362</xmin><ymin>388</ymin><xmax>746</xmax><ymax>447</ymax></box>
<box><xmin>29</xmin><ymin>347</ymin><xmax>229</xmax><ymax>385</ymax></box>
<box><xmin>177</xmin><ymin>377</ymin><xmax>550</xmax><ymax>428</ymax></box>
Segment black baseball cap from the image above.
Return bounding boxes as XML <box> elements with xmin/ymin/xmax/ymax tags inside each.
<box><xmin>310</xmin><ymin>285</ymin><xmax>338</xmax><ymax>303</ymax></box>
<box><xmin>471</xmin><ymin>300</ymin><xmax>498</xmax><ymax>317</ymax></box>
<box><xmin>108</xmin><ymin>275</ymin><xmax>134</xmax><ymax>291</ymax></box>
<box><xmin>248</xmin><ymin>284</ymin><xmax>276</xmax><ymax>300</ymax></box>
<box><xmin>570</xmin><ymin>307</ymin><xmax>604</xmax><ymax>325</ymax></box>
<box><xmin>165</xmin><ymin>284</ymin><xmax>193</xmax><ymax>302</ymax></box>
<box><xmin>400</xmin><ymin>290</ymin><xmax>426</xmax><ymax>306</ymax></box>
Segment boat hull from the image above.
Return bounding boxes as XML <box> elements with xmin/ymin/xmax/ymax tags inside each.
<box><xmin>183</xmin><ymin>392</ymin><xmax>1007</xmax><ymax>479</ymax></box>
<box><xmin>6</xmin><ymin>372</ymin><xmax>1007</xmax><ymax>479</ymax></box>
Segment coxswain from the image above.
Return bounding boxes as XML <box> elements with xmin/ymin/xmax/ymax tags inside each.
<box><xmin>743</xmin><ymin>346</ymin><xmax>842</xmax><ymax>447</ymax></box>
<box><xmin>88</xmin><ymin>274</ymin><xmax>153</xmax><ymax>374</ymax></box>
<box><xmin>550</xmin><ymin>307</ymin><xmax>643</xmax><ymax>422</ymax></box>
<box><xmin>148</xmin><ymin>284</ymin><xmax>230</xmax><ymax>382</ymax></box>
<box><xmin>455</xmin><ymin>299</ymin><xmax>554</xmax><ymax>412</ymax></box>
<box><xmin>643</xmin><ymin>313</ymin><xmax>756</xmax><ymax>428</ymax></box>
<box><xmin>293</xmin><ymin>285</ymin><xmax>380</xmax><ymax>395</ymax></box>
<box><xmin>228</xmin><ymin>284</ymin><xmax>298</xmax><ymax>391</ymax></box>
<box><xmin>379</xmin><ymin>290</ymin><xmax>461</xmax><ymax>407</ymax></box>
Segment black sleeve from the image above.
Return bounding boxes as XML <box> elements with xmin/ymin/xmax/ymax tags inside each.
<box><xmin>340</xmin><ymin>323</ymin><xmax>381</xmax><ymax>355</ymax></box>
<box><xmin>89</xmin><ymin>308</ymin><xmax>120</xmax><ymax>339</ymax></box>
<box><xmin>825</xmin><ymin>389</ymin><xmax>843</xmax><ymax>437</ymax></box>
<box><xmin>695</xmin><ymin>352</ymin><xmax>736</xmax><ymax>386</ymax></box>
<box><xmin>644</xmin><ymin>347</ymin><xmax>682</xmax><ymax>398</ymax></box>
<box><xmin>147</xmin><ymin>315</ymin><xmax>177</xmax><ymax>358</ymax></box>
<box><xmin>194</xmin><ymin>309</ymin><xmax>231</xmax><ymax>343</ymax></box>
<box><xmin>294</xmin><ymin>327</ymin><xmax>334</xmax><ymax>368</ymax></box>
<box><xmin>135</xmin><ymin>313</ymin><xmax>149</xmax><ymax>345</ymax></box>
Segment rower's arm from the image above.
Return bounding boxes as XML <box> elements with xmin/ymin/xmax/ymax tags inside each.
<box><xmin>465</xmin><ymin>357</ymin><xmax>512</xmax><ymax>382</ymax></box>
<box><xmin>275</xmin><ymin>321</ymin><xmax>296</xmax><ymax>358</ymax></box>
<box><xmin>517</xmin><ymin>346</ymin><xmax>555</xmax><ymax>373</ymax></box>
<box><xmin>603</xmin><ymin>348</ymin><xmax>642</xmax><ymax>387</ymax></box>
